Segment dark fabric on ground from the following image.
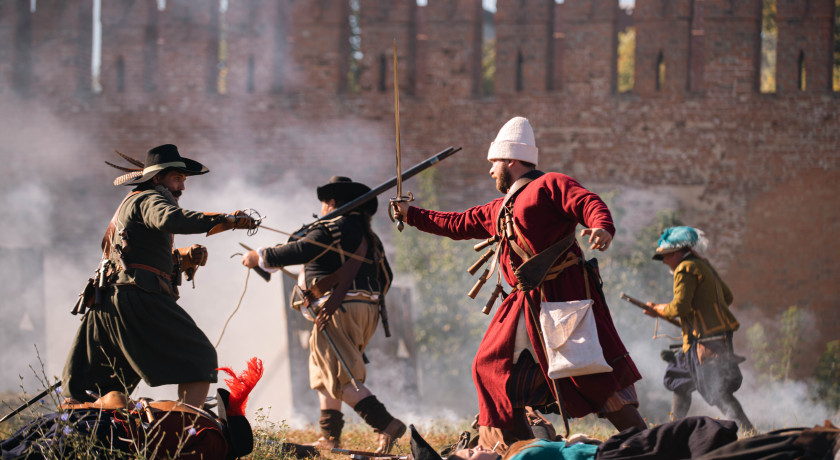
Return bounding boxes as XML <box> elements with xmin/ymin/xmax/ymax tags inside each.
<box><xmin>695</xmin><ymin>423</ymin><xmax>840</xmax><ymax>460</ymax></box>
<box><xmin>595</xmin><ymin>416</ymin><xmax>738</xmax><ymax>459</ymax></box>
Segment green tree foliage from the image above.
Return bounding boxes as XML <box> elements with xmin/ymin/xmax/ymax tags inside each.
<box><xmin>746</xmin><ymin>305</ymin><xmax>803</xmax><ymax>383</ymax></box>
<box><xmin>812</xmin><ymin>339</ymin><xmax>840</xmax><ymax>410</ymax></box>
<box><xmin>617</xmin><ymin>28</ymin><xmax>636</xmax><ymax>93</ymax></box>
<box><xmin>391</xmin><ymin>170</ymin><xmax>490</xmax><ymax>409</ymax></box>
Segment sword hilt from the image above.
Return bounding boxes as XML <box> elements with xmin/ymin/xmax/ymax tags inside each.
<box><xmin>389</xmin><ymin>192</ymin><xmax>414</xmax><ymax>232</ymax></box>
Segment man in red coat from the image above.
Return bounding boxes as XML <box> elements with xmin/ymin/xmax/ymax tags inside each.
<box><xmin>393</xmin><ymin>117</ymin><xmax>645</xmax><ymax>450</ymax></box>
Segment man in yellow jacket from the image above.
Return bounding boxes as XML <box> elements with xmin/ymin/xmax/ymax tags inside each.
<box><xmin>646</xmin><ymin>226</ymin><xmax>754</xmax><ymax>432</ymax></box>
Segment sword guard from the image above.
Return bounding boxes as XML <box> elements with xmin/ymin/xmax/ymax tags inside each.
<box><xmin>389</xmin><ymin>192</ymin><xmax>414</xmax><ymax>231</ymax></box>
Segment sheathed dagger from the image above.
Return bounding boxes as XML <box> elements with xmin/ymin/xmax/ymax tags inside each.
<box><xmin>389</xmin><ymin>39</ymin><xmax>414</xmax><ymax>231</ymax></box>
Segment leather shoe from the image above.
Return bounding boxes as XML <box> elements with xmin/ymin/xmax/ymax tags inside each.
<box><xmin>312</xmin><ymin>436</ymin><xmax>340</xmax><ymax>450</ymax></box>
<box><xmin>374</xmin><ymin>418</ymin><xmax>406</xmax><ymax>454</ymax></box>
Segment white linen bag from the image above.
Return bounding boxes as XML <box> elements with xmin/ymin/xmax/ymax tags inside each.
<box><xmin>539</xmin><ymin>299</ymin><xmax>612</xmax><ymax>379</ymax></box>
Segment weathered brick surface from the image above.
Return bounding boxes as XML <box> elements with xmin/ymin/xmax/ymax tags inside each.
<box><xmin>0</xmin><ymin>0</ymin><xmax>838</xmax><ymax>377</ymax></box>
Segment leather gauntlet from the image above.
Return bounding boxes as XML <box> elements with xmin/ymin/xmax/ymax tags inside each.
<box><xmin>206</xmin><ymin>210</ymin><xmax>258</xmax><ymax>236</ymax></box>
<box><xmin>175</xmin><ymin>244</ymin><xmax>208</xmax><ymax>271</ymax></box>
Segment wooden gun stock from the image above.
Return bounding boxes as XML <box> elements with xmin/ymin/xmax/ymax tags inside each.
<box><xmin>619</xmin><ymin>292</ymin><xmax>681</xmax><ymax>328</ymax></box>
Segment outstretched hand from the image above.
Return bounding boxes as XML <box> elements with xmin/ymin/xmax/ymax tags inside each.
<box><xmin>580</xmin><ymin>227</ymin><xmax>612</xmax><ymax>251</ymax></box>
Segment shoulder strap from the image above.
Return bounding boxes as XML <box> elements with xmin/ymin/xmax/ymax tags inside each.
<box><xmin>494</xmin><ymin>169</ymin><xmax>545</xmax><ymax>233</ymax></box>
<box><xmin>305</xmin><ymin>237</ymin><xmax>369</xmax><ymax>318</ymax></box>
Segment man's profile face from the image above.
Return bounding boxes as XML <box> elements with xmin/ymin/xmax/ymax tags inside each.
<box><xmin>489</xmin><ymin>160</ymin><xmax>514</xmax><ymax>193</ymax></box>
<box><xmin>154</xmin><ymin>170</ymin><xmax>187</xmax><ymax>200</ymax></box>
<box><xmin>320</xmin><ymin>199</ymin><xmax>337</xmax><ymax>216</ymax></box>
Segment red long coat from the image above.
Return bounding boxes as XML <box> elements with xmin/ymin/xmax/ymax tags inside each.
<box><xmin>405</xmin><ymin>172</ymin><xmax>641</xmax><ymax>429</ymax></box>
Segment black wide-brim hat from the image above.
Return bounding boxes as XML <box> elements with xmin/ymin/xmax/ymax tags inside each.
<box><xmin>316</xmin><ymin>176</ymin><xmax>377</xmax><ymax>215</ymax></box>
<box><xmin>216</xmin><ymin>388</ymin><xmax>254</xmax><ymax>460</ymax></box>
<box><xmin>410</xmin><ymin>425</ymin><xmax>444</xmax><ymax>460</ymax></box>
<box><xmin>112</xmin><ymin>144</ymin><xmax>209</xmax><ymax>186</ymax></box>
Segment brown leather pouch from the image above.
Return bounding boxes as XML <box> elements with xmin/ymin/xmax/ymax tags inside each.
<box><xmin>71</xmin><ymin>278</ymin><xmax>96</xmax><ymax>315</ymax></box>
<box><xmin>696</xmin><ymin>337</ymin><xmax>728</xmax><ymax>364</ymax></box>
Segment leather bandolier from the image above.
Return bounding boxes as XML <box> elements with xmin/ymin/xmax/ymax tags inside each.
<box><xmin>71</xmin><ymin>190</ymin><xmax>196</xmax><ymax>315</ymax></box>
<box><xmin>290</xmin><ymin>217</ymin><xmax>392</xmax><ymax>336</ymax></box>
<box><xmin>72</xmin><ymin>191</ymin><xmax>140</xmax><ymax>315</ymax></box>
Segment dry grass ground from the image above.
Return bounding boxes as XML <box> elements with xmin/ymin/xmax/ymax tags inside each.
<box><xmin>248</xmin><ymin>413</ymin><xmax>624</xmax><ymax>460</ymax></box>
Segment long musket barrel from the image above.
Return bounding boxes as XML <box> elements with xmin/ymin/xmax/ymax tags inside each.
<box><xmin>619</xmin><ymin>292</ymin><xmax>681</xmax><ymax>328</ymax></box>
<box><xmin>0</xmin><ymin>381</ymin><xmax>61</xmax><ymax>424</ymax></box>
<box><xmin>292</xmin><ymin>146</ymin><xmax>461</xmax><ymax>239</ymax></box>
<box><xmin>331</xmin><ymin>448</ymin><xmax>408</xmax><ymax>459</ymax></box>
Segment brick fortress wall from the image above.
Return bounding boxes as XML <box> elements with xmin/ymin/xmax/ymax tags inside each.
<box><xmin>1</xmin><ymin>0</ymin><xmax>838</xmax><ymax>377</ymax></box>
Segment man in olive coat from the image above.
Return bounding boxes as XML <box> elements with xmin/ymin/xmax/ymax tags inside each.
<box><xmin>63</xmin><ymin>144</ymin><xmax>256</xmax><ymax>408</ymax></box>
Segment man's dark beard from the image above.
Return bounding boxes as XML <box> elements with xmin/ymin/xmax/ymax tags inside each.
<box><xmin>172</xmin><ymin>190</ymin><xmax>182</xmax><ymax>198</ymax></box>
<box><xmin>496</xmin><ymin>165</ymin><xmax>514</xmax><ymax>193</ymax></box>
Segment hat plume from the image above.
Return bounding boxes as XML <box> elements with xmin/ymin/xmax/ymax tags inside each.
<box><xmin>217</xmin><ymin>357</ymin><xmax>264</xmax><ymax>417</ymax></box>
<box><xmin>104</xmin><ymin>160</ymin><xmax>140</xmax><ymax>173</ymax></box>
<box><xmin>115</xmin><ymin>150</ymin><xmax>145</xmax><ymax>168</ymax></box>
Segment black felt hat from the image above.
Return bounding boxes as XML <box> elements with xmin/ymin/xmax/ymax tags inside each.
<box><xmin>316</xmin><ymin>176</ymin><xmax>377</xmax><ymax>215</ymax></box>
<box><xmin>410</xmin><ymin>424</ymin><xmax>444</xmax><ymax>460</ymax></box>
<box><xmin>111</xmin><ymin>144</ymin><xmax>209</xmax><ymax>186</ymax></box>
<box><xmin>216</xmin><ymin>388</ymin><xmax>254</xmax><ymax>460</ymax></box>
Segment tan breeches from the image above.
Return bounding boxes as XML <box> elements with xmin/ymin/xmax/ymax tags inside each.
<box><xmin>309</xmin><ymin>301</ymin><xmax>379</xmax><ymax>400</ymax></box>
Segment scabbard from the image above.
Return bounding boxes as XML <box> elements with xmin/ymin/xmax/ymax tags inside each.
<box><xmin>253</xmin><ymin>266</ymin><xmax>271</xmax><ymax>282</ymax></box>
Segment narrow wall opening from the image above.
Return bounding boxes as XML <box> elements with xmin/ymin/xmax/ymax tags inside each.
<box><xmin>617</xmin><ymin>25</ymin><xmax>635</xmax><ymax>93</ymax></box>
<box><xmin>833</xmin><ymin>0</ymin><xmax>840</xmax><ymax>92</ymax></box>
<box><xmin>482</xmin><ymin>6</ymin><xmax>496</xmax><ymax>96</ymax></box>
<box><xmin>759</xmin><ymin>0</ymin><xmax>777</xmax><ymax>93</ymax></box>
<box><xmin>347</xmin><ymin>0</ymin><xmax>362</xmax><ymax>93</ymax></box>
<box><xmin>797</xmin><ymin>50</ymin><xmax>806</xmax><ymax>92</ymax></box>
<box><xmin>656</xmin><ymin>50</ymin><xmax>665</xmax><ymax>90</ymax></box>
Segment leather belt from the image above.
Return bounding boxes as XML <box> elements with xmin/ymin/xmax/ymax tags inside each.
<box><xmin>125</xmin><ymin>263</ymin><xmax>172</xmax><ymax>281</ymax></box>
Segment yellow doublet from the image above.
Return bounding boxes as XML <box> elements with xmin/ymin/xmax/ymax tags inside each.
<box><xmin>660</xmin><ymin>256</ymin><xmax>740</xmax><ymax>352</ymax></box>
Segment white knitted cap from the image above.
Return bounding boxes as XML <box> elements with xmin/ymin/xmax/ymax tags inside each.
<box><xmin>487</xmin><ymin>116</ymin><xmax>539</xmax><ymax>165</ymax></box>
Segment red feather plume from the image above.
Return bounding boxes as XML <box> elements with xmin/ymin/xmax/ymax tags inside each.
<box><xmin>217</xmin><ymin>357</ymin><xmax>264</xmax><ymax>416</ymax></box>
